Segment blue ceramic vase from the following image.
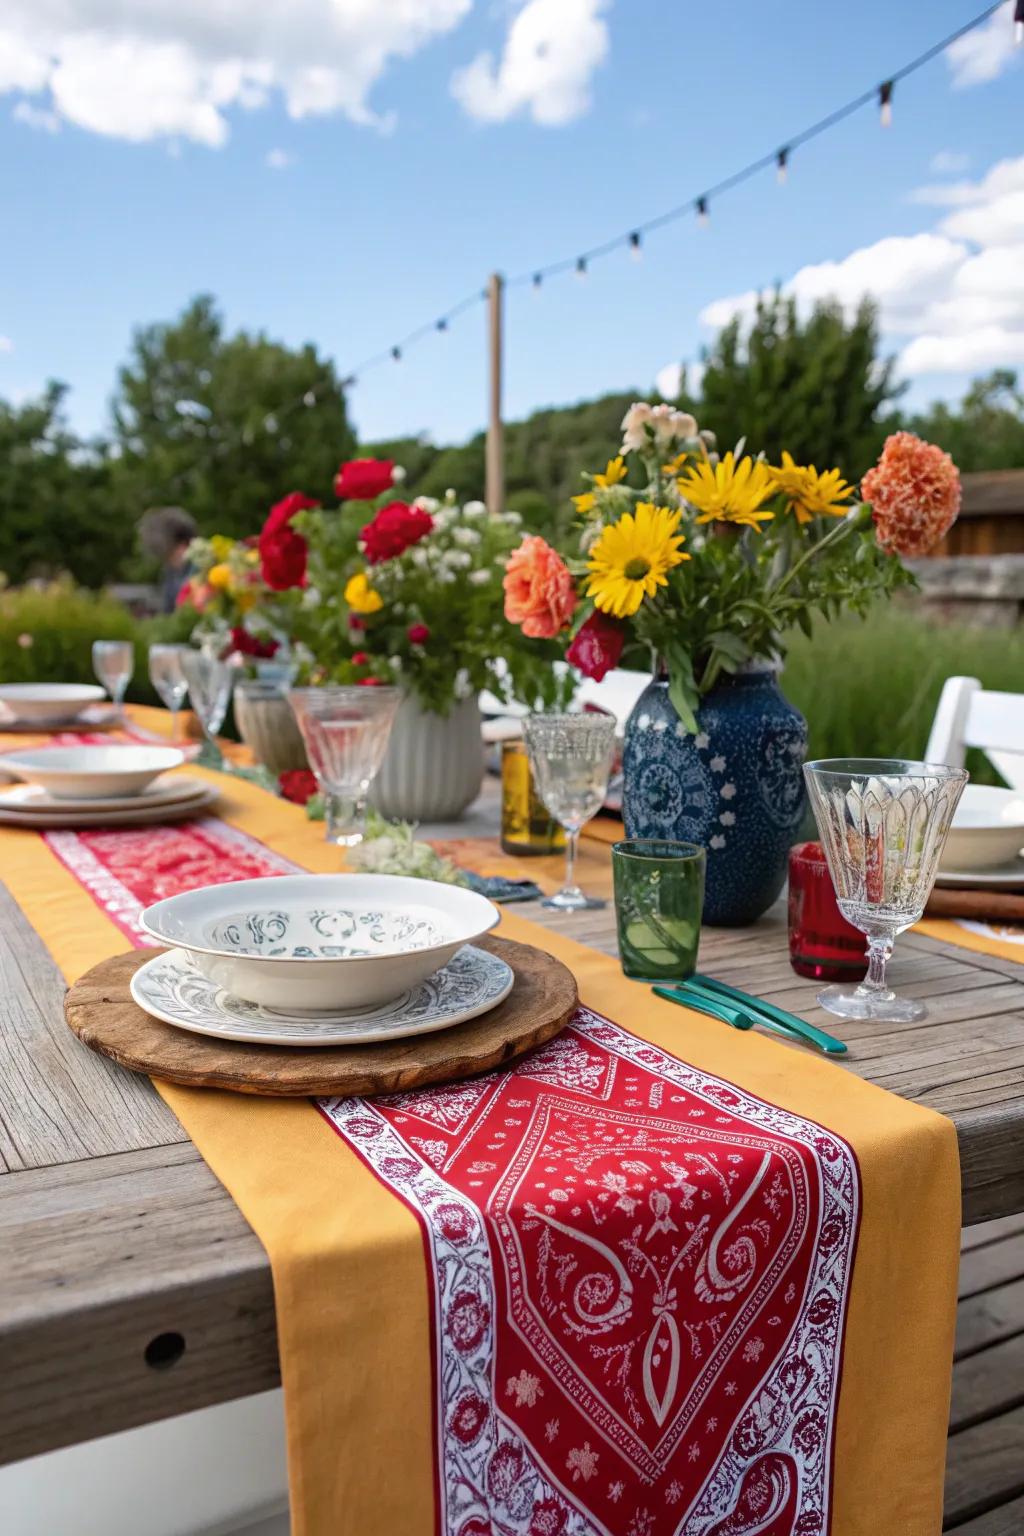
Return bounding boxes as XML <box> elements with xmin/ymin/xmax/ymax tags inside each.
<box><xmin>622</xmin><ymin>665</ymin><xmax>808</xmax><ymax>926</ymax></box>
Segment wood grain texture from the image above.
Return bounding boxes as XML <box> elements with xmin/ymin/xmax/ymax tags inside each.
<box><xmin>947</xmin><ymin>1492</ymin><xmax>1024</xmax><ymax>1533</ymax></box>
<box><xmin>944</xmin><ymin>1405</ymin><xmax>1024</xmax><ymax>1528</ymax></box>
<box><xmin>63</xmin><ymin>936</ymin><xmax>577</xmax><ymax>1098</ymax></box>
<box><xmin>0</xmin><ymin>884</ymin><xmax>183</xmax><ymax>1173</ymax></box>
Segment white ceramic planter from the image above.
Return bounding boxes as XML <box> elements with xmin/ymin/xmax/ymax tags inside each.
<box><xmin>233</xmin><ymin>684</ymin><xmax>309</xmax><ymax>775</ymax></box>
<box><xmin>371</xmin><ymin>694</ymin><xmax>484</xmax><ymax>822</ymax></box>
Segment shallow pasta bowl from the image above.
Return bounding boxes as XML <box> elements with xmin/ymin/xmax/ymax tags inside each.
<box><xmin>139</xmin><ymin>873</ymin><xmax>501</xmax><ymax>1013</ymax></box>
<box><xmin>0</xmin><ymin>682</ymin><xmax>107</xmax><ymax>724</ymax></box>
<box><xmin>0</xmin><ymin>744</ymin><xmax>185</xmax><ymax>799</ymax></box>
<box><xmin>940</xmin><ymin>784</ymin><xmax>1024</xmax><ymax>873</ymax></box>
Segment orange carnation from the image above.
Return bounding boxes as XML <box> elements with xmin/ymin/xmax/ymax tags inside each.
<box><xmin>861</xmin><ymin>432</ymin><xmax>961</xmax><ymax>559</ymax></box>
<box><xmin>503</xmin><ymin>535</ymin><xmax>577</xmax><ymax>639</ymax></box>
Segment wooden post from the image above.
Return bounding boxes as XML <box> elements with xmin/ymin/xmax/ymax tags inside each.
<box><xmin>486</xmin><ymin>272</ymin><xmax>505</xmax><ymax>516</ymax></box>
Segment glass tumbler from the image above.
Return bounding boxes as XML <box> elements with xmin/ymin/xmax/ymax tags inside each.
<box><xmin>612</xmin><ymin>839</ymin><xmax>705</xmax><ymax>982</ymax></box>
<box><xmin>289</xmin><ymin>685</ymin><xmax>400</xmax><ymax>847</ymax></box>
<box><xmin>788</xmin><ymin>842</ymin><xmax>869</xmax><ymax>983</ymax></box>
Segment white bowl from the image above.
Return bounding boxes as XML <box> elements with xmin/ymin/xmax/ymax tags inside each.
<box><xmin>941</xmin><ymin>784</ymin><xmax>1024</xmax><ymax>872</ymax></box>
<box><xmin>139</xmin><ymin>873</ymin><xmax>501</xmax><ymax>1012</ymax></box>
<box><xmin>0</xmin><ymin>683</ymin><xmax>107</xmax><ymax>724</ymax></box>
<box><xmin>0</xmin><ymin>745</ymin><xmax>186</xmax><ymax>799</ymax></box>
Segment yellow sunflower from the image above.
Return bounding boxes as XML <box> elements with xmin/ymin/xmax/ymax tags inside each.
<box><xmin>768</xmin><ymin>451</ymin><xmax>854</xmax><ymax>524</ymax></box>
<box><xmin>585</xmin><ymin>502</ymin><xmax>689</xmax><ymax>619</ymax></box>
<box><xmin>344</xmin><ymin>571</ymin><xmax>384</xmax><ymax>614</ymax></box>
<box><xmin>677</xmin><ymin>453</ymin><xmax>776</xmax><ymax>532</ymax></box>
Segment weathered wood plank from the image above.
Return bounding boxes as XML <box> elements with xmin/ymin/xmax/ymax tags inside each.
<box><xmin>947</xmin><ymin>1492</ymin><xmax>1024</xmax><ymax>1533</ymax></box>
<box><xmin>0</xmin><ymin>884</ymin><xmax>183</xmax><ymax>1170</ymax></box>
<box><xmin>960</xmin><ymin>1229</ymin><xmax>1024</xmax><ymax>1299</ymax></box>
<box><xmin>956</xmin><ymin>1278</ymin><xmax>1024</xmax><ymax>1359</ymax></box>
<box><xmin>950</xmin><ymin>1332</ymin><xmax>1024</xmax><ymax>1433</ymax></box>
<box><xmin>944</xmin><ymin>1406</ymin><xmax>1024</xmax><ymax>1528</ymax></box>
<box><xmin>962</xmin><ymin>1215</ymin><xmax>1024</xmax><ymax>1253</ymax></box>
<box><xmin>0</xmin><ymin>1142</ymin><xmax>278</xmax><ymax>1465</ymax></box>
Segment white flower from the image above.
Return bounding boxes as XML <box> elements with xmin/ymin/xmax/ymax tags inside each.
<box><xmin>720</xmin><ymin>782</ymin><xmax>737</xmax><ymax>800</ymax></box>
<box><xmin>709</xmin><ymin>833</ymin><xmax>726</xmax><ymax>850</ymax></box>
<box><xmin>620</xmin><ymin>401</ymin><xmax>654</xmax><ymax>451</ymax></box>
<box><xmin>710</xmin><ymin>754</ymin><xmax>726</xmax><ymax>772</ymax></box>
<box><xmin>392</xmin><ymin>465</ymin><xmax>407</xmax><ymax>483</ymax></box>
<box><xmin>453</xmin><ymin>527</ymin><xmax>481</xmax><ymax>547</ymax></box>
<box><xmin>444</xmin><ymin>488</ymin><xmax>457</xmax><ymax>503</ymax></box>
<box><xmin>719</xmin><ymin>811</ymin><xmax>736</xmax><ymax>826</ymax></box>
<box><xmin>469</xmin><ymin>568</ymin><xmax>492</xmax><ymax>586</ymax></box>
<box><xmin>463</xmin><ymin>499</ymin><xmax>486</xmax><ymax>518</ymax></box>
<box><xmin>694</xmin><ymin>731</ymin><xmax>710</xmax><ymax>750</ymax></box>
<box><xmin>412</xmin><ymin>495</ymin><xmax>439</xmax><ymax>514</ymax></box>
<box><xmin>444</xmin><ymin>550</ymin><xmax>473</xmax><ymax>570</ymax></box>
<box><xmin>410</xmin><ymin>547</ymin><xmax>430</xmax><ymax>568</ymax></box>
<box><xmin>503</xmin><ymin>510</ymin><xmax>522</xmax><ymax>526</ymax></box>
<box><xmin>301</xmin><ymin>586</ymin><xmax>322</xmax><ymax>609</ymax></box>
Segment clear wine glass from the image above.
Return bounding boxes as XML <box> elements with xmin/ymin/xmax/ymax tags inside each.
<box><xmin>804</xmin><ymin>757</ymin><xmax>968</xmax><ymax>1023</ymax></box>
<box><xmin>148</xmin><ymin>644</ymin><xmax>190</xmax><ymax>743</ymax></box>
<box><xmin>92</xmin><ymin>640</ymin><xmax>134</xmax><ymax>722</ymax></box>
<box><xmin>289</xmin><ymin>686</ymin><xmax>400</xmax><ymax>847</ymax></box>
<box><xmin>180</xmin><ymin>649</ymin><xmax>234</xmax><ymax>766</ymax></box>
<box><xmin>523</xmin><ymin>712</ymin><xmax>617</xmax><ymax>911</ymax></box>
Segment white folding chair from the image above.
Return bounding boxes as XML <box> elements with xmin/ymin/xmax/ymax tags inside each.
<box><xmin>925</xmin><ymin>676</ymin><xmax>1024</xmax><ymax>791</ymax></box>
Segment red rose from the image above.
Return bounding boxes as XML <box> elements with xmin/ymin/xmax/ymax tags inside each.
<box><xmin>230</xmin><ymin>627</ymin><xmax>278</xmax><ymax>660</ymax></box>
<box><xmin>279</xmin><ymin>768</ymin><xmax>318</xmax><ymax>805</ymax></box>
<box><xmin>361</xmin><ymin>501</ymin><xmax>433</xmax><ymax>564</ymax></box>
<box><xmin>357</xmin><ymin>676</ymin><xmax>385</xmax><ymax>686</ymax></box>
<box><xmin>259</xmin><ymin>491</ymin><xmax>318</xmax><ymax>591</ymax></box>
<box><xmin>407</xmin><ymin>623</ymin><xmax>430</xmax><ymax>645</ymax></box>
<box><xmin>349</xmin><ymin>615</ymin><xmax>366</xmax><ymax>632</ymax></box>
<box><xmin>334</xmin><ymin>458</ymin><xmax>395</xmax><ymax>501</ymax></box>
<box><xmin>566</xmin><ymin>612</ymin><xmax>625</xmax><ymax>681</ymax></box>
<box><xmin>351</xmin><ymin>650</ymin><xmax>370</xmax><ymax>666</ymax></box>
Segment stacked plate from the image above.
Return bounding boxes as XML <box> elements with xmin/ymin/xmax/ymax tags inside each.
<box><xmin>0</xmin><ymin>745</ymin><xmax>218</xmax><ymax>828</ymax></box>
<box><xmin>133</xmin><ymin>874</ymin><xmax>508</xmax><ymax>1046</ymax></box>
<box><xmin>936</xmin><ymin>784</ymin><xmax>1024</xmax><ymax>890</ymax></box>
<box><xmin>0</xmin><ymin>682</ymin><xmax>111</xmax><ymax>729</ymax></box>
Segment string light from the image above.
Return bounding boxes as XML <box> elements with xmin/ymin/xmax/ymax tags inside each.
<box><xmin>879</xmin><ymin>80</ymin><xmax>894</xmax><ymax>127</ymax></box>
<box><xmin>435</xmin><ymin>318</ymin><xmax>448</xmax><ymax>332</ymax></box>
<box><xmin>575</xmin><ymin>256</ymin><xmax>588</xmax><ymax>279</ymax></box>
<box><xmin>696</xmin><ymin>196</ymin><xmax>709</xmax><ymax>227</ymax></box>
<box><xmin>391</xmin><ymin>345</ymin><xmax>402</xmax><ymax>362</ymax></box>
<box><xmin>776</xmin><ymin>147</ymin><xmax>789</xmax><ymax>184</ymax></box>
<box><xmin>532</xmin><ymin>272</ymin><xmax>543</xmax><ymax>291</ymax></box>
<box><xmin>629</xmin><ymin>230</ymin><xmax>642</xmax><ymax>261</ymax></box>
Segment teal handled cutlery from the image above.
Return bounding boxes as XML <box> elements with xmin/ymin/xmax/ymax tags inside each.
<box><xmin>654</xmin><ymin>975</ymin><xmax>848</xmax><ymax>1056</ymax></box>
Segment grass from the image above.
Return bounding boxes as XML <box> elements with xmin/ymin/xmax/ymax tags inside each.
<box><xmin>781</xmin><ymin>605</ymin><xmax>1024</xmax><ymax>783</ymax></box>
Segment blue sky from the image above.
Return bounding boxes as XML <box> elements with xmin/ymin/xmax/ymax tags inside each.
<box><xmin>0</xmin><ymin>0</ymin><xmax>1021</xmax><ymax>449</ymax></box>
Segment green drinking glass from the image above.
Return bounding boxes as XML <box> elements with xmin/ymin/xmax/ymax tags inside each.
<box><xmin>612</xmin><ymin>839</ymin><xmax>706</xmax><ymax>982</ymax></box>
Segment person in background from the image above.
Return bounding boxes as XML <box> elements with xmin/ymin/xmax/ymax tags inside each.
<box><xmin>138</xmin><ymin>506</ymin><xmax>198</xmax><ymax>613</ymax></box>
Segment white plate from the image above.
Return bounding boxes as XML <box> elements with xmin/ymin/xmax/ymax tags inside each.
<box><xmin>0</xmin><ymin>683</ymin><xmax>107</xmax><ymax>724</ymax></box>
<box><xmin>0</xmin><ymin>704</ymin><xmax>121</xmax><ymax>733</ymax></box>
<box><xmin>130</xmin><ymin>944</ymin><xmax>514</xmax><ymax>1047</ymax></box>
<box><xmin>934</xmin><ymin>857</ymin><xmax>1024</xmax><ymax>891</ymax></box>
<box><xmin>941</xmin><ymin>784</ymin><xmax>1024</xmax><ymax>873</ymax></box>
<box><xmin>0</xmin><ymin>744</ymin><xmax>185</xmax><ymax>799</ymax></box>
<box><xmin>0</xmin><ymin>773</ymin><xmax>209</xmax><ymax>815</ymax></box>
<box><xmin>0</xmin><ymin>783</ymin><xmax>219</xmax><ymax>829</ymax></box>
<box><xmin>140</xmin><ymin>873</ymin><xmax>500</xmax><ymax>1013</ymax></box>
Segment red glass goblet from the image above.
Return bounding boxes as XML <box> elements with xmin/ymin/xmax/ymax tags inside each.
<box><xmin>788</xmin><ymin>841</ymin><xmax>869</xmax><ymax>983</ymax></box>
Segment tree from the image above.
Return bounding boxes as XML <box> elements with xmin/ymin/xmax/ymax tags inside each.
<box><xmin>0</xmin><ymin>383</ymin><xmax>121</xmax><ymax>586</ymax></box>
<box><xmin>905</xmin><ymin>370</ymin><xmax>1024</xmax><ymax>472</ymax></box>
<box><xmin>686</xmin><ymin>293</ymin><xmax>903</xmax><ymax>478</ymax></box>
<box><xmin>110</xmin><ymin>295</ymin><xmax>356</xmax><ymax>541</ymax></box>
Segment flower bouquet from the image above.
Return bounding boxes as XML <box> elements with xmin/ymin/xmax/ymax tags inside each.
<box><xmin>503</xmin><ymin>404</ymin><xmax>961</xmax><ymax>923</ymax></box>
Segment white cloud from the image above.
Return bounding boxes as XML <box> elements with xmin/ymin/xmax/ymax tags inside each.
<box><xmin>655</xmin><ymin>360</ymin><xmax>704</xmax><ymax>400</ymax></box>
<box><xmin>451</xmin><ymin>0</ymin><xmax>608</xmax><ymax>126</ymax></box>
<box><xmin>699</xmin><ymin>154</ymin><xmax>1024</xmax><ymax>381</ymax></box>
<box><xmin>929</xmin><ymin>150</ymin><xmax>970</xmax><ymax>175</ymax></box>
<box><xmin>946</xmin><ymin>1</ymin><xmax>1020</xmax><ymax>87</ymax></box>
<box><xmin>12</xmin><ymin>99</ymin><xmax>58</xmax><ymax>132</ymax></box>
<box><xmin>0</xmin><ymin>0</ymin><xmax>473</xmax><ymax>145</ymax></box>
<box><xmin>265</xmin><ymin>147</ymin><xmax>293</xmax><ymax>170</ymax></box>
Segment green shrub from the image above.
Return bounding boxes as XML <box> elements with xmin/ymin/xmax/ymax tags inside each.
<box><xmin>0</xmin><ymin>580</ymin><xmax>138</xmax><ymax>686</ymax></box>
<box><xmin>782</xmin><ymin>605</ymin><xmax>1024</xmax><ymax>783</ymax></box>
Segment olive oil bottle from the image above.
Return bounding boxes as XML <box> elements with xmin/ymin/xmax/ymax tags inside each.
<box><xmin>500</xmin><ymin>740</ymin><xmax>566</xmax><ymax>856</ymax></box>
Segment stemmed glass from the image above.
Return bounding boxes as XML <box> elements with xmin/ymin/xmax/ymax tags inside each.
<box><xmin>289</xmin><ymin>686</ymin><xmax>400</xmax><ymax>847</ymax></box>
<box><xmin>148</xmin><ymin>644</ymin><xmax>190</xmax><ymax>743</ymax></box>
<box><xmin>92</xmin><ymin>640</ymin><xmax>134</xmax><ymax>723</ymax></box>
<box><xmin>180</xmin><ymin>649</ymin><xmax>234</xmax><ymax>767</ymax></box>
<box><xmin>804</xmin><ymin>758</ymin><xmax>968</xmax><ymax>1023</ymax></box>
<box><xmin>523</xmin><ymin>712</ymin><xmax>617</xmax><ymax>911</ymax></box>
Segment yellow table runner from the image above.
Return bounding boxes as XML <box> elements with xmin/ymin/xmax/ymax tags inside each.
<box><xmin>0</xmin><ymin>728</ymin><xmax>962</xmax><ymax>1535</ymax></box>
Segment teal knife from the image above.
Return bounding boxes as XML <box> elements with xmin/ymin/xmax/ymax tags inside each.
<box><xmin>691</xmin><ymin>973</ymin><xmax>848</xmax><ymax>1056</ymax></box>
<box><xmin>652</xmin><ymin>985</ymin><xmax>755</xmax><ymax>1033</ymax></box>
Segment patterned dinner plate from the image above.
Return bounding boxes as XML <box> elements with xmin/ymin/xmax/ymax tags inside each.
<box><xmin>130</xmin><ymin>943</ymin><xmax>515</xmax><ymax>1047</ymax></box>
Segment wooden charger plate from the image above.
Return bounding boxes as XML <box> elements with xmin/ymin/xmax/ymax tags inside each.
<box><xmin>64</xmin><ymin>935</ymin><xmax>578</xmax><ymax>1098</ymax></box>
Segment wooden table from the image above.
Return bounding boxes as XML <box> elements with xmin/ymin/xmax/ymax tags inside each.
<box><xmin>3</xmin><ymin>778</ymin><xmax>1024</xmax><ymax>1530</ymax></box>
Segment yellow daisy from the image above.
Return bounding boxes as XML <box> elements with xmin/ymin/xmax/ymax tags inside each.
<box><xmin>662</xmin><ymin>450</ymin><xmax>691</xmax><ymax>476</ymax></box>
<box><xmin>572</xmin><ymin>491</ymin><xmax>597</xmax><ymax>515</ymax></box>
<box><xmin>594</xmin><ymin>456</ymin><xmax>627</xmax><ymax>489</ymax></box>
<box><xmin>677</xmin><ymin>453</ymin><xmax>776</xmax><ymax>532</ymax></box>
<box><xmin>209</xmin><ymin>535</ymin><xmax>235</xmax><ymax>562</ymax></box>
<box><xmin>585</xmin><ymin>502</ymin><xmax>689</xmax><ymax>619</ymax></box>
<box><xmin>768</xmin><ymin>451</ymin><xmax>854</xmax><ymax>524</ymax></box>
<box><xmin>344</xmin><ymin>571</ymin><xmax>384</xmax><ymax>614</ymax></box>
<box><xmin>207</xmin><ymin>562</ymin><xmax>232</xmax><ymax>591</ymax></box>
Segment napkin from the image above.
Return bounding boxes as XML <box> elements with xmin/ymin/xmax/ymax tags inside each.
<box><xmin>924</xmin><ymin>887</ymin><xmax>1024</xmax><ymax>923</ymax></box>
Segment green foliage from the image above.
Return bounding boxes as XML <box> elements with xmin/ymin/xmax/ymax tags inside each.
<box><xmin>688</xmin><ymin>294</ymin><xmax>903</xmax><ymax>478</ymax></box>
<box><xmin>109</xmin><ymin>295</ymin><xmax>356</xmax><ymax>541</ymax></box>
<box><xmin>0</xmin><ymin>385</ymin><xmax>126</xmax><ymax>587</ymax></box>
<box><xmin>0</xmin><ymin>579</ymin><xmax>137</xmax><ymax>685</ymax></box>
<box><xmin>904</xmin><ymin>370</ymin><xmax>1024</xmax><ymax>472</ymax></box>
<box><xmin>781</xmin><ymin>605</ymin><xmax>1024</xmax><ymax>782</ymax></box>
